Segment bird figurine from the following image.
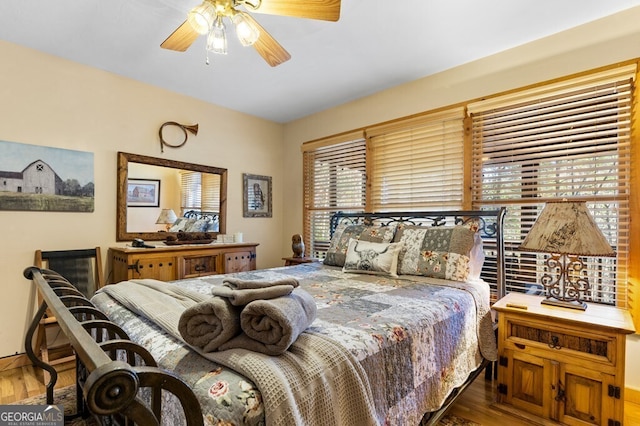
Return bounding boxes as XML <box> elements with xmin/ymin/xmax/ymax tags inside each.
<box><xmin>292</xmin><ymin>234</ymin><xmax>305</xmax><ymax>258</ymax></box>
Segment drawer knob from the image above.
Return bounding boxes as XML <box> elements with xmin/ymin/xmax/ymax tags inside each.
<box><xmin>549</xmin><ymin>335</ymin><xmax>561</xmax><ymax>350</ymax></box>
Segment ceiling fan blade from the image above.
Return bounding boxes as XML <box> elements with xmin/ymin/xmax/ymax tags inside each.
<box><xmin>247</xmin><ymin>15</ymin><xmax>291</xmax><ymax>67</ymax></box>
<box><xmin>252</xmin><ymin>0</ymin><xmax>341</xmax><ymax>22</ymax></box>
<box><xmin>161</xmin><ymin>21</ymin><xmax>200</xmax><ymax>52</ymax></box>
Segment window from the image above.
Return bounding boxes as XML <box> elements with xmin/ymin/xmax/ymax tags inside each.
<box><xmin>469</xmin><ymin>65</ymin><xmax>634</xmax><ymax>306</ymax></box>
<box><xmin>180</xmin><ymin>171</ymin><xmax>221</xmax><ymax>214</ymax></box>
<box><xmin>302</xmin><ymin>107</ymin><xmax>465</xmax><ymax>258</ymax></box>
<box><xmin>302</xmin><ymin>132</ymin><xmax>366</xmax><ymax>258</ymax></box>
<box><xmin>367</xmin><ymin>108</ymin><xmax>465</xmax><ymax>211</ymax></box>
<box><xmin>301</xmin><ymin>63</ymin><xmax>636</xmax><ymax>318</ymax></box>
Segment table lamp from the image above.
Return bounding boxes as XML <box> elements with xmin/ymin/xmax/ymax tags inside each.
<box><xmin>518</xmin><ymin>200</ymin><xmax>615</xmax><ymax>310</ymax></box>
<box><xmin>156</xmin><ymin>208</ymin><xmax>178</xmax><ymax>231</ymax></box>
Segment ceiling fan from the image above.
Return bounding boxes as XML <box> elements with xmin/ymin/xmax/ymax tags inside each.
<box><xmin>161</xmin><ymin>0</ymin><xmax>341</xmax><ymax>67</ymax></box>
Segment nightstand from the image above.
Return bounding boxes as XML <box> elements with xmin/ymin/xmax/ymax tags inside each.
<box><xmin>492</xmin><ymin>293</ymin><xmax>634</xmax><ymax>426</ymax></box>
<box><xmin>282</xmin><ymin>257</ymin><xmax>318</xmax><ymax>266</ymax></box>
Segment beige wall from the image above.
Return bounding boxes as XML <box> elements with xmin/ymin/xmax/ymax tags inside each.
<box><xmin>282</xmin><ymin>7</ymin><xmax>640</xmax><ymax>389</ymax></box>
<box><xmin>0</xmin><ymin>40</ymin><xmax>285</xmax><ymax>358</ymax></box>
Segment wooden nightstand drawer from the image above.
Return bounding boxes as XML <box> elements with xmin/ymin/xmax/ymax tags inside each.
<box><xmin>504</xmin><ymin>317</ymin><xmax>615</xmax><ymax>366</ymax></box>
<box><xmin>182</xmin><ymin>255</ymin><xmax>217</xmax><ymax>278</ymax></box>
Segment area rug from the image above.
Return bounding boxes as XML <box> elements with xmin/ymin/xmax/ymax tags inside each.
<box><xmin>13</xmin><ymin>385</ymin><xmax>480</xmax><ymax>425</ymax></box>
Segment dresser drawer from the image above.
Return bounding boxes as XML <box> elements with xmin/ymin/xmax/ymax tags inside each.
<box><xmin>181</xmin><ymin>255</ymin><xmax>218</xmax><ymax>278</ymax></box>
<box><xmin>503</xmin><ymin>316</ymin><xmax>617</xmax><ymax>367</ymax></box>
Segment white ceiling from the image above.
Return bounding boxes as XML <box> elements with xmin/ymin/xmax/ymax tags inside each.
<box><xmin>2</xmin><ymin>0</ymin><xmax>640</xmax><ymax>123</ymax></box>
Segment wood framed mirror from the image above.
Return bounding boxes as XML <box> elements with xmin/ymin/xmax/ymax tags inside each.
<box><xmin>117</xmin><ymin>152</ymin><xmax>227</xmax><ymax>241</ymax></box>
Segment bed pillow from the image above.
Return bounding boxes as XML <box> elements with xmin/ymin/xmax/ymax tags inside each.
<box><xmin>205</xmin><ymin>218</ymin><xmax>219</xmax><ymax>233</ymax></box>
<box><xmin>168</xmin><ymin>217</ymin><xmax>191</xmax><ymax>232</ymax></box>
<box><xmin>324</xmin><ymin>223</ymin><xmax>397</xmax><ymax>267</ymax></box>
<box><xmin>342</xmin><ymin>239</ymin><xmax>403</xmax><ymax>278</ymax></box>
<box><xmin>184</xmin><ymin>218</ymin><xmax>210</xmax><ymax>233</ymax></box>
<box><xmin>395</xmin><ymin>225</ymin><xmax>476</xmax><ymax>281</ymax></box>
<box><xmin>468</xmin><ymin>232</ymin><xmax>485</xmax><ymax>282</ymax></box>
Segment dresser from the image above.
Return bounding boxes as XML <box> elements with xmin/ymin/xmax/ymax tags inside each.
<box><xmin>109</xmin><ymin>243</ymin><xmax>258</xmax><ymax>283</ymax></box>
<box><xmin>492</xmin><ymin>293</ymin><xmax>635</xmax><ymax>426</ymax></box>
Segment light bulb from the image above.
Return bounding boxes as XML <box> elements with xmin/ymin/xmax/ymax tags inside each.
<box><xmin>207</xmin><ymin>17</ymin><xmax>227</xmax><ymax>55</ymax></box>
<box><xmin>188</xmin><ymin>2</ymin><xmax>216</xmax><ymax>35</ymax></box>
<box><xmin>233</xmin><ymin>12</ymin><xmax>260</xmax><ymax>46</ymax></box>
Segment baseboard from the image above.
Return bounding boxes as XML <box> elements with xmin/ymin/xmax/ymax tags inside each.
<box><xmin>0</xmin><ymin>353</ymin><xmax>30</xmax><ymax>371</ymax></box>
<box><xmin>627</xmin><ymin>386</ymin><xmax>640</xmax><ymax>405</ymax></box>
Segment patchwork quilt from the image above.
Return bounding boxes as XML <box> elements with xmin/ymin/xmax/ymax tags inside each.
<box><xmin>92</xmin><ymin>262</ymin><xmax>496</xmax><ymax>425</ymax></box>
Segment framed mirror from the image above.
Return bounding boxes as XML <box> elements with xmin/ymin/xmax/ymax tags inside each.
<box><xmin>117</xmin><ymin>152</ymin><xmax>227</xmax><ymax>241</ymax></box>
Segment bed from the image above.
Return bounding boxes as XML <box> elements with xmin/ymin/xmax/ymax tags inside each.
<box><xmin>170</xmin><ymin>210</ymin><xmax>220</xmax><ymax>233</ymax></box>
<box><xmin>24</xmin><ymin>209</ymin><xmax>506</xmax><ymax>425</ymax></box>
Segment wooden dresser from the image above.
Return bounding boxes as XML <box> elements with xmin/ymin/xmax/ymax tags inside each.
<box><xmin>108</xmin><ymin>243</ymin><xmax>258</xmax><ymax>283</ymax></box>
<box><xmin>492</xmin><ymin>293</ymin><xmax>635</xmax><ymax>426</ymax></box>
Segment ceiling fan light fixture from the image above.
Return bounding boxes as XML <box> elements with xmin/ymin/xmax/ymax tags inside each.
<box><xmin>207</xmin><ymin>16</ymin><xmax>228</xmax><ymax>54</ymax></box>
<box><xmin>188</xmin><ymin>2</ymin><xmax>216</xmax><ymax>35</ymax></box>
<box><xmin>233</xmin><ymin>12</ymin><xmax>260</xmax><ymax>46</ymax></box>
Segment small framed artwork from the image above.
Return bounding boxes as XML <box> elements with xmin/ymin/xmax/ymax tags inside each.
<box><xmin>127</xmin><ymin>178</ymin><xmax>160</xmax><ymax>207</ymax></box>
<box><xmin>243</xmin><ymin>173</ymin><xmax>272</xmax><ymax>217</ymax></box>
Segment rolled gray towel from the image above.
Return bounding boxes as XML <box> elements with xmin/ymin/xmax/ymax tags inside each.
<box><xmin>211</xmin><ymin>284</ymin><xmax>295</xmax><ymax>306</ymax></box>
<box><xmin>219</xmin><ymin>288</ymin><xmax>317</xmax><ymax>355</ymax></box>
<box><xmin>223</xmin><ymin>277</ymin><xmax>300</xmax><ymax>289</ymax></box>
<box><xmin>178</xmin><ymin>297</ymin><xmax>241</xmax><ymax>352</ymax></box>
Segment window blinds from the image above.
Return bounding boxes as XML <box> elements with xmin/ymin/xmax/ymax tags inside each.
<box><xmin>302</xmin><ymin>132</ymin><xmax>366</xmax><ymax>257</ymax></box>
<box><xmin>367</xmin><ymin>108</ymin><xmax>465</xmax><ymax>211</ymax></box>
<box><xmin>180</xmin><ymin>171</ymin><xmax>221</xmax><ymax>214</ymax></box>
<box><xmin>469</xmin><ymin>65</ymin><xmax>635</xmax><ymax>306</ymax></box>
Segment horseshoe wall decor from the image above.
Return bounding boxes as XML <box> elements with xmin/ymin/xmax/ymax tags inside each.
<box><xmin>159</xmin><ymin>121</ymin><xmax>199</xmax><ymax>152</ymax></box>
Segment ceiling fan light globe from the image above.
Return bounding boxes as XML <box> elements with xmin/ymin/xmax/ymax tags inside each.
<box><xmin>233</xmin><ymin>12</ymin><xmax>260</xmax><ymax>46</ymax></box>
<box><xmin>207</xmin><ymin>18</ymin><xmax>228</xmax><ymax>54</ymax></box>
<box><xmin>188</xmin><ymin>3</ymin><xmax>216</xmax><ymax>34</ymax></box>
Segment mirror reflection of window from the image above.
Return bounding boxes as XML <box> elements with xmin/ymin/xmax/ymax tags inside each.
<box><xmin>180</xmin><ymin>171</ymin><xmax>221</xmax><ymax>215</ymax></box>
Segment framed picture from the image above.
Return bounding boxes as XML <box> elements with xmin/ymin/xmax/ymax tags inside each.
<box><xmin>243</xmin><ymin>173</ymin><xmax>272</xmax><ymax>217</ymax></box>
<box><xmin>0</xmin><ymin>140</ymin><xmax>95</xmax><ymax>212</ymax></box>
<box><xmin>127</xmin><ymin>178</ymin><xmax>160</xmax><ymax>207</ymax></box>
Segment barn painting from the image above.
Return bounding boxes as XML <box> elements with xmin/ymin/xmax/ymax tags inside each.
<box><xmin>0</xmin><ymin>140</ymin><xmax>94</xmax><ymax>212</ymax></box>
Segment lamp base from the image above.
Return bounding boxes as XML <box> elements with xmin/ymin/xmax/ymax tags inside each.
<box><xmin>541</xmin><ymin>297</ymin><xmax>587</xmax><ymax>311</ymax></box>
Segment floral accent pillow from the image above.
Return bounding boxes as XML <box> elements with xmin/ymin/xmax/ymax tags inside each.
<box><xmin>395</xmin><ymin>225</ymin><xmax>476</xmax><ymax>281</ymax></box>
<box><xmin>342</xmin><ymin>239</ymin><xmax>403</xmax><ymax>278</ymax></box>
<box><xmin>324</xmin><ymin>223</ymin><xmax>397</xmax><ymax>267</ymax></box>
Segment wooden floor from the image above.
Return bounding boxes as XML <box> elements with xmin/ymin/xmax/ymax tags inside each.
<box><xmin>1</xmin><ymin>361</ymin><xmax>639</xmax><ymax>425</ymax></box>
<box><xmin>447</xmin><ymin>373</ymin><xmax>640</xmax><ymax>426</ymax></box>
<box><xmin>0</xmin><ymin>361</ymin><xmax>76</xmax><ymax>404</ymax></box>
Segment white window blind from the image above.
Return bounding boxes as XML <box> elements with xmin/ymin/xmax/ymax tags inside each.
<box><xmin>367</xmin><ymin>107</ymin><xmax>465</xmax><ymax>211</ymax></box>
<box><xmin>302</xmin><ymin>132</ymin><xmax>366</xmax><ymax>257</ymax></box>
<box><xmin>469</xmin><ymin>65</ymin><xmax>634</xmax><ymax>306</ymax></box>
<box><xmin>180</xmin><ymin>171</ymin><xmax>221</xmax><ymax>214</ymax></box>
